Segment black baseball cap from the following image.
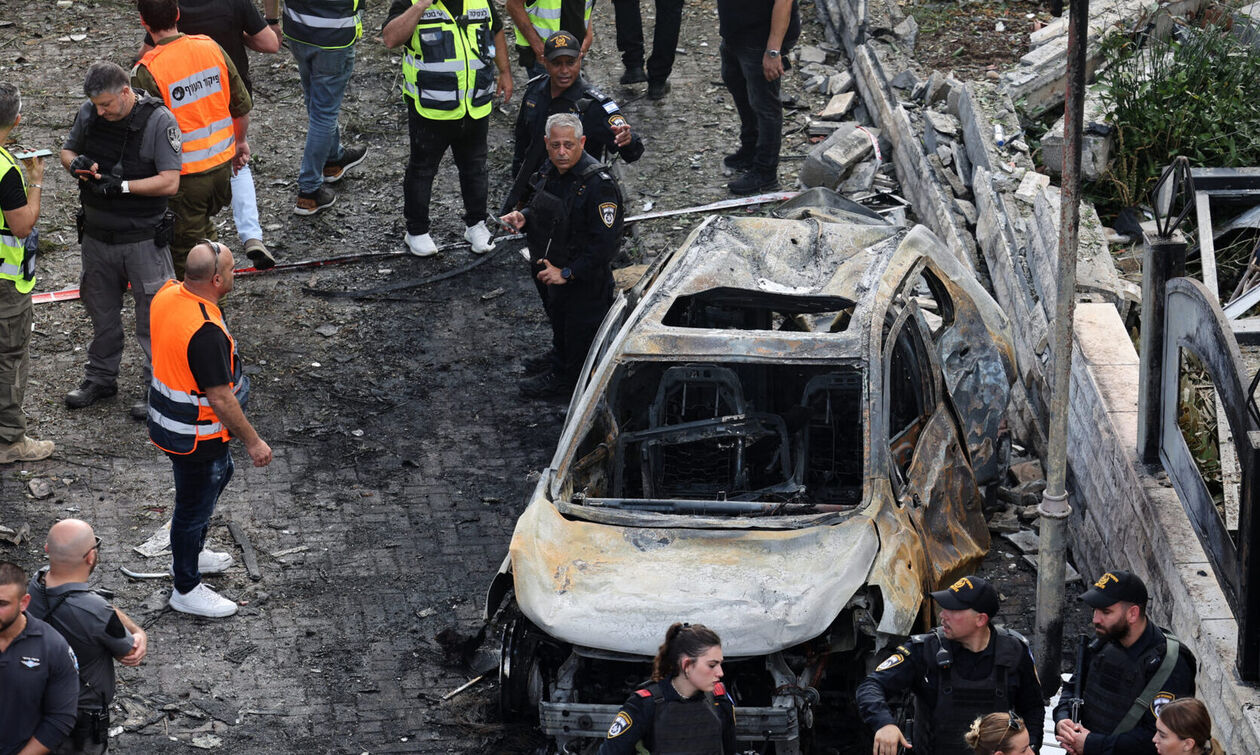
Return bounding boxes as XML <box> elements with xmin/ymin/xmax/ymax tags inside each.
<box><xmin>543</xmin><ymin>31</ymin><xmax>581</xmax><ymax>60</ymax></box>
<box><xmin>1080</xmin><ymin>570</ymin><xmax>1148</xmax><ymax>608</ymax></box>
<box><xmin>931</xmin><ymin>575</ymin><xmax>1000</xmax><ymax>618</ymax></box>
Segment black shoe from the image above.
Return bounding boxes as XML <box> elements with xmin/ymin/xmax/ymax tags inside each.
<box><xmin>323</xmin><ymin>144</ymin><xmax>368</xmax><ymax>184</ymax></box>
<box><xmin>519</xmin><ymin>372</ymin><xmax>574</xmax><ymax>400</ymax></box>
<box><xmin>130</xmin><ymin>398</ymin><xmax>149</xmax><ymax>421</ymax></box>
<box><xmin>65</xmin><ymin>380</ymin><xmax>117</xmax><ymax>409</ymax></box>
<box><xmin>620</xmin><ymin>67</ymin><xmax>648</xmax><ymax>85</ymax></box>
<box><xmin>647</xmin><ymin>80</ymin><xmax>671</xmax><ymax>100</ymax></box>
<box><xmin>728</xmin><ymin>170</ymin><xmax>780</xmax><ymax>196</ymax></box>
<box><xmin>522</xmin><ymin>350</ymin><xmax>556</xmax><ymax>377</ymax></box>
<box><xmin>294</xmin><ymin>186</ymin><xmax>337</xmax><ymax>216</ymax></box>
<box><xmin>722</xmin><ymin>149</ymin><xmax>756</xmax><ymax>176</ymax></box>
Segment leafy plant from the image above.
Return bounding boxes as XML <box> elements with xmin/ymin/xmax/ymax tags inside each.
<box><xmin>1092</xmin><ymin>18</ymin><xmax>1260</xmax><ymax>212</ymax></box>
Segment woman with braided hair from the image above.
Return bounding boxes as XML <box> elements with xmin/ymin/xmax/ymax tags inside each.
<box><xmin>597</xmin><ymin>622</ymin><xmax>736</xmax><ymax>754</ymax></box>
<box><xmin>964</xmin><ymin>712</ymin><xmax>1034</xmax><ymax>755</ymax></box>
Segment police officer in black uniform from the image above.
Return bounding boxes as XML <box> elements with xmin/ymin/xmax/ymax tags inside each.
<box><xmin>28</xmin><ymin>519</ymin><xmax>147</xmax><ymax>755</ymax></box>
<box><xmin>1053</xmin><ymin>570</ymin><xmax>1196</xmax><ymax>755</ymax></box>
<box><xmin>857</xmin><ymin>576</ymin><xmax>1045</xmax><ymax>755</ymax></box>
<box><xmin>503</xmin><ymin>30</ymin><xmax>643</xmax><ymax>215</ymax></box>
<box><xmin>598</xmin><ymin>622</ymin><xmax>737</xmax><ymax>755</ymax></box>
<box><xmin>501</xmin><ymin>112</ymin><xmax>623</xmax><ymax>400</ymax></box>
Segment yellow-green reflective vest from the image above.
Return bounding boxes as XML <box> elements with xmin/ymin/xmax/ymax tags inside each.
<box><xmin>282</xmin><ymin>0</ymin><xmax>362</xmax><ymax>50</ymax></box>
<box><xmin>513</xmin><ymin>0</ymin><xmax>594</xmax><ymax>49</ymax></box>
<box><xmin>0</xmin><ymin>147</ymin><xmax>34</xmax><ymax>294</ymax></box>
<box><xmin>401</xmin><ymin>0</ymin><xmax>497</xmax><ymax>121</ymax></box>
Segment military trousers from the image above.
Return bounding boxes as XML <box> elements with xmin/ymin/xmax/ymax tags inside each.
<box><xmin>0</xmin><ymin>280</ymin><xmax>33</xmax><ymax>443</ymax></box>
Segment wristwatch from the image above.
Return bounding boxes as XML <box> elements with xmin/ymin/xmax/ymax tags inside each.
<box><xmin>561</xmin><ymin>267</ymin><xmax>573</xmax><ymax>280</ymax></box>
<box><xmin>265</xmin><ymin>17</ymin><xmax>281</xmax><ymax>25</ymax></box>
<box><xmin>766</xmin><ymin>49</ymin><xmax>781</xmax><ymax>58</ymax></box>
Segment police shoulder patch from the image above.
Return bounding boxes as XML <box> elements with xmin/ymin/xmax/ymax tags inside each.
<box><xmin>608</xmin><ymin>114</ymin><xmax>628</xmax><ymax>130</ymax></box>
<box><xmin>607</xmin><ymin>711</ymin><xmax>632</xmax><ymax>738</ymax></box>
<box><xmin>599</xmin><ymin>202</ymin><xmax>618</xmax><ymax>228</ymax></box>
<box><xmin>1151</xmin><ymin>692</ymin><xmax>1176</xmax><ymax>717</ymax></box>
<box><xmin>875</xmin><ymin>652</ymin><xmax>906</xmax><ymax>672</ymax></box>
<box><xmin>167</xmin><ymin>126</ymin><xmax>182</xmax><ymax>153</ymax></box>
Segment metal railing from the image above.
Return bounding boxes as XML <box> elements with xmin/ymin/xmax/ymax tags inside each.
<box><xmin>1136</xmin><ymin>159</ymin><xmax>1260</xmax><ymax>681</ymax></box>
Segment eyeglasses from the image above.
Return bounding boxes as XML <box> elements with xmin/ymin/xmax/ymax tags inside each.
<box><xmin>1006</xmin><ymin>712</ymin><xmax>1024</xmax><ymax>733</ymax></box>
<box><xmin>83</xmin><ymin>535</ymin><xmax>102</xmax><ymax>559</ymax></box>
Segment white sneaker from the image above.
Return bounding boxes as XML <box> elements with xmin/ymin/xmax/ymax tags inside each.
<box><xmin>169</xmin><ymin>583</ymin><xmax>238</xmax><ymax>618</ymax></box>
<box><xmin>405</xmin><ymin>232</ymin><xmax>438</xmax><ymax>257</ymax></box>
<box><xmin>168</xmin><ymin>548</ymin><xmax>234</xmax><ymax>576</ymax></box>
<box><xmin>464</xmin><ymin>221</ymin><xmax>495</xmax><ymax>254</ymax></box>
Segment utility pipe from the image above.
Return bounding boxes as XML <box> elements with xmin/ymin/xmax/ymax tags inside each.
<box><xmin>1035</xmin><ymin>0</ymin><xmax>1089</xmax><ymax>695</ymax></box>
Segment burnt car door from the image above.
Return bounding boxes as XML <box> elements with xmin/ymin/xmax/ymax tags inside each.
<box><xmin>881</xmin><ymin>302</ymin><xmax>990</xmax><ymax>589</ymax></box>
<box><xmin>897</xmin><ymin>259</ymin><xmax>1012</xmax><ymax>485</ymax></box>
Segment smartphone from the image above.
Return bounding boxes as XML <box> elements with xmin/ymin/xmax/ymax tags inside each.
<box><xmin>13</xmin><ymin>148</ymin><xmax>54</xmax><ymax>160</ymax></box>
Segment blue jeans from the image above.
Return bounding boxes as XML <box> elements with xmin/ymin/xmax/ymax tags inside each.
<box><xmin>290</xmin><ymin>39</ymin><xmax>356</xmax><ymax>193</ymax></box>
<box><xmin>169</xmin><ymin>448</ymin><xmax>234</xmax><ymax>594</ymax></box>
<box><xmin>720</xmin><ymin>41</ymin><xmax>784</xmax><ymax>175</ymax></box>
<box><xmin>230</xmin><ymin>163</ymin><xmax>262</xmax><ymax>243</ymax></box>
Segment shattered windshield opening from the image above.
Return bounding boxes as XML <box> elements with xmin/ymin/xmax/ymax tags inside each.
<box><xmin>662</xmin><ymin>287</ymin><xmax>857</xmax><ymax>333</ymax></box>
<box><xmin>565</xmin><ymin>361</ymin><xmax>865</xmax><ymax>515</ymax></box>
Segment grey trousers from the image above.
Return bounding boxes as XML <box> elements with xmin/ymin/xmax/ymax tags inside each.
<box><xmin>0</xmin><ymin>280</ymin><xmax>32</xmax><ymax>443</ymax></box>
<box><xmin>79</xmin><ymin>235</ymin><xmax>174</xmax><ymax>388</ymax></box>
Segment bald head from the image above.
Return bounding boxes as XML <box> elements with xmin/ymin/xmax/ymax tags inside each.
<box><xmin>47</xmin><ymin>519</ymin><xmax>95</xmax><ymax>567</ymax></box>
<box><xmin>184</xmin><ymin>242</ymin><xmax>222</xmax><ymax>283</ymax></box>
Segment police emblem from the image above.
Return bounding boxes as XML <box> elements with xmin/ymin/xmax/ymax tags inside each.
<box><xmin>608</xmin><ymin>114</ymin><xmax>628</xmax><ymax>130</ymax></box>
<box><xmin>1151</xmin><ymin>692</ymin><xmax>1176</xmax><ymax>717</ymax></box>
<box><xmin>20</xmin><ymin>656</ymin><xmax>40</xmax><ymax>668</ymax></box>
<box><xmin>167</xmin><ymin>126</ymin><xmax>182</xmax><ymax>153</ymax></box>
<box><xmin>875</xmin><ymin>652</ymin><xmax>905</xmax><ymax>671</ymax></box>
<box><xmin>607</xmin><ymin>711</ymin><xmax>632</xmax><ymax>738</ymax></box>
<box><xmin>599</xmin><ymin>202</ymin><xmax>617</xmax><ymax>228</ymax></box>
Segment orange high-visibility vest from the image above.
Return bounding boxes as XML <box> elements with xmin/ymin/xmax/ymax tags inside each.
<box><xmin>139</xmin><ymin>35</ymin><xmax>235</xmax><ymax>175</ymax></box>
<box><xmin>147</xmin><ymin>280</ymin><xmax>249</xmax><ymax>455</ymax></box>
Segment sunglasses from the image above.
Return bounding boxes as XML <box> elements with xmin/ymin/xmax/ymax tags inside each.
<box><xmin>84</xmin><ymin>535</ymin><xmax>102</xmax><ymax>559</ymax></box>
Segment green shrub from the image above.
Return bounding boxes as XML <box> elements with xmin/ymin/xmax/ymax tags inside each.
<box><xmin>1094</xmin><ymin>20</ymin><xmax>1260</xmax><ymax>211</ymax></box>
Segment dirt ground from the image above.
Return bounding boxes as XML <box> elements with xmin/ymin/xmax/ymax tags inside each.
<box><xmin>0</xmin><ymin>0</ymin><xmax>1087</xmax><ymax>752</ymax></box>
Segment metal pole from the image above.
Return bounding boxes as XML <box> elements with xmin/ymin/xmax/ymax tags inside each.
<box><xmin>1034</xmin><ymin>0</ymin><xmax>1089</xmax><ymax>694</ymax></box>
<box><xmin>1240</xmin><ymin>431</ymin><xmax>1260</xmax><ymax>681</ymax></box>
<box><xmin>1136</xmin><ymin>231</ymin><xmax>1187</xmax><ymax>464</ymax></box>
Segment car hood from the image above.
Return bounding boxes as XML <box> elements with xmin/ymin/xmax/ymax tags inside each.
<box><xmin>509</xmin><ymin>496</ymin><xmax>880</xmax><ymax>657</ymax></box>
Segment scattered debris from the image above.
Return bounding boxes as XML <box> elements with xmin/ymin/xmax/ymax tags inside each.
<box><xmin>27</xmin><ymin>478</ymin><xmax>54</xmax><ymax>499</ymax></box>
<box><xmin>133</xmin><ymin>521</ymin><xmax>172</xmax><ymax>558</ymax></box>
<box><xmin>0</xmin><ymin>523</ymin><xmax>30</xmax><ymax>546</ymax></box>
<box><xmin>441</xmin><ymin>673</ymin><xmax>487</xmax><ymax>701</ymax></box>
<box><xmin>227</xmin><ymin>522</ymin><xmax>262</xmax><ymax>581</ymax></box>
<box><xmin>314</xmin><ymin>324</ymin><xmax>340</xmax><ymax>337</ymax></box>
<box><xmin>270</xmin><ymin>545</ymin><xmax>309</xmax><ymax>558</ymax></box>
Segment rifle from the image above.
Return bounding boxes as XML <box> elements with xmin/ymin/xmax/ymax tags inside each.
<box><xmin>1069</xmin><ymin>634</ymin><xmax>1088</xmax><ymax>723</ymax></box>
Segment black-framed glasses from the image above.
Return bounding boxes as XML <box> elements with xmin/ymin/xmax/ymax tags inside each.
<box><xmin>83</xmin><ymin>535</ymin><xmax>102</xmax><ymax>559</ymax></box>
<box><xmin>198</xmin><ymin>238</ymin><xmax>224</xmax><ymax>262</ymax></box>
<box><xmin>1006</xmin><ymin>712</ymin><xmax>1024</xmax><ymax>733</ymax></box>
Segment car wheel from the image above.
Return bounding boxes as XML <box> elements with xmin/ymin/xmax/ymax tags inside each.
<box><xmin>499</xmin><ymin>611</ymin><xmax>548</xmax><ymax>721</ymax></box>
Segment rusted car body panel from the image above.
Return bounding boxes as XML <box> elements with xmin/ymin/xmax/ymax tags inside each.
<box><xmin>490</xmin><ymin>208</ymin><xmax>1015</xmax><ymax>748</ymax></box>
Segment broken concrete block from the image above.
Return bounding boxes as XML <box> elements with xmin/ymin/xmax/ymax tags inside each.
<box><xmin>819</xmin><ymin>92</ymin><xmax>856</xmax><ymax>120</ymax></box>
<box><xmin>807</xmin><ymin>120</ymin><xmax>848</xmax><ymax>138</ymax></box>
<box><xmin>798</xmin><ymin>45</ymin><xmax>828</xmax><ymax>65</ymax></box>
<box><xmin>890</xmin><ymin>69</ymin><xmax>918</xmax><ymax>90</ymax></box>
<box><xmin>827</xmin><ymin>71</ymin><xmax>854</xmax><ymax>96</ymax></box>
<box><xmin>951</xmin><ymin>140</ymin><xmax>972</xmax><ymax>188</ymax></box>
<box><xmin>822</xmin><ymin>126</ymin><xmax>880</xmax><ymax>174</ymax></box>
<box><xmin>1041</xmin><ymin>92</ymin><xmax>1113</xmax><ymax>180</ymax></box>
<box><xmin>988</xmin><ymin>506</ymin><xmax>1022</xmax><ymax>534</ymax></box>
<box><xmin>928</xmin><ymin>153</ymin><xmax>970</xmax><ymax>199</ymax></box>
<box><xmin>800</xmin><ymin>123</ymin><xmax>880</xmax><ymax>189</ymax></box>
<box><xmin>840</xmin><ymin>161</ymin><xmax>878</xmax><ymax>193</ymax></box>
<box><xmin>1010</xmin><ymin>459</ymin><xmax>1045</xmax><ymax>484</ymax></box>
<box><xmin>925</xmin><ymin>110</ymin><xmax>960</xmax><ymax>137</ymax></box>
<box><xmin>955</xmin><ymin>197</ymin><xmax>978</xmax><ymax>226</ymax></box>
<box><xmin>894</xmin><ymin>15</ymin><xmax>919</xmax><ymax>50</ymax></box>
<box><xmin>936</xmin><ymin>145</ymin><xmax>953</xmax><ymax>167</ymax></box>
<box><xmin>804</xmin><ymin>74</ymin><xmax>829</xmax><ymax>93</ymax></box>
<box><xmin>1015</xmin><ymin>171</ymin><xmax>1051</xmax><ymax>203</ymax></box>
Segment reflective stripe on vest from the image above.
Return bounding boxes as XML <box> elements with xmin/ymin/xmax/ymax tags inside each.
<box><xmin>138</xmin><ymin>35</ymin><xmax>236</xmax><ymax>175</ymax></box>
<box><xmin>512</xmin><ymin>0</ymin><xmax>594</xmax><ymax>49</ymax></box>
<box><xmin>401</xmin><ymin>0</ymin><xmax>496</xmax><ymax>121</ymax></box>
<box><xmin>0</xmin><ymin>147</ymin><xmax>35</xmax><ymax>294</ymax></box>
<box><xmin>147</xmin><ymin>280</ymin><xmax>247</xmax><ymax>455</ymax></box>
<box><xmin>283</xmin><ymin>0</ymin><xmax>363</xmax><ymax>49</ymax></box>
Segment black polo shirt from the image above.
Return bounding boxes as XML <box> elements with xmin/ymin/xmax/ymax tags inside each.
<box><xmin>0</xmin><ymin>613</ymin><xmax>79</xmax><ymax>755</ymax></box>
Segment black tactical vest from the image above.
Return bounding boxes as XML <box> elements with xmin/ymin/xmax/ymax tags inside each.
<box><xmin>645</xmin><ymin>682</ymin><xmax>726</xmax><ymax>755</ymax></box>
<box><xmin>1081</xmin><ymin>628</ymin><xmax>1170</xmax><ymax>735</ymax></box>
<box><xmin>913</xmin><ymin>627</ymin><xmax>1028</xmax><ymax>755</ymax></box>
<box><xmin>523</xmin><ymin>155</ymin><xmax>613</xmax><ymax>267</ymax></box>
<box><xmin>78</xmin><ymin>94</ymin><xmax>169</xmax><ymax>227</ymax></box>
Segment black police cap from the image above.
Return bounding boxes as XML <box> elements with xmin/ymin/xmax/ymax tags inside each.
<box><xmin>543</xmin><ymin>31</ymin><xmax>581</xmax><ymax>61</ymax></box>
<box><xmin>1080</xmin><ymin>570</ymin><xmax>1148</xmax><ymax>609</ymax></box>
<box><xmin>930</xmin><ymin>575</ymin><xmax>1000</xmax><ymax>618</ymax></box>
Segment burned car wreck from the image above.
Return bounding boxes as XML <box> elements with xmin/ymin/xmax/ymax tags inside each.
<box><xmin>485</xmin><ymin>203</ymin><xmax>1016</xmax><ymax>753</ymax></box>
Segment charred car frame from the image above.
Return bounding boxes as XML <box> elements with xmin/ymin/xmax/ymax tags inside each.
<box><xmin>486</xmin><ymin>203</ymin><xmax>1016</xmax><ymax>753</ymax></box>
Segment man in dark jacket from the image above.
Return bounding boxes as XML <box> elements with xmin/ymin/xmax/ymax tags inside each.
<box><xmin>857</xmin><ymin>576</ymin><xmax>1045</xmax><ymax>755</ymax></box>
<box><xmin>1054</xmin><ymin>571</ymin><xmax>1196</xmax><ymax>755</ymax></box>
<box><xmin>500</xmin><ymin>113</ymin><xmax>623</xmax><ymax>400</ymax></box>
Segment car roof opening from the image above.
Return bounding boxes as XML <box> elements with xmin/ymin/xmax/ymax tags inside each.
<box><xmin>662</xmin><ymin>288</ymin><xmax>857</xmax><ymax>333</ymax></box>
